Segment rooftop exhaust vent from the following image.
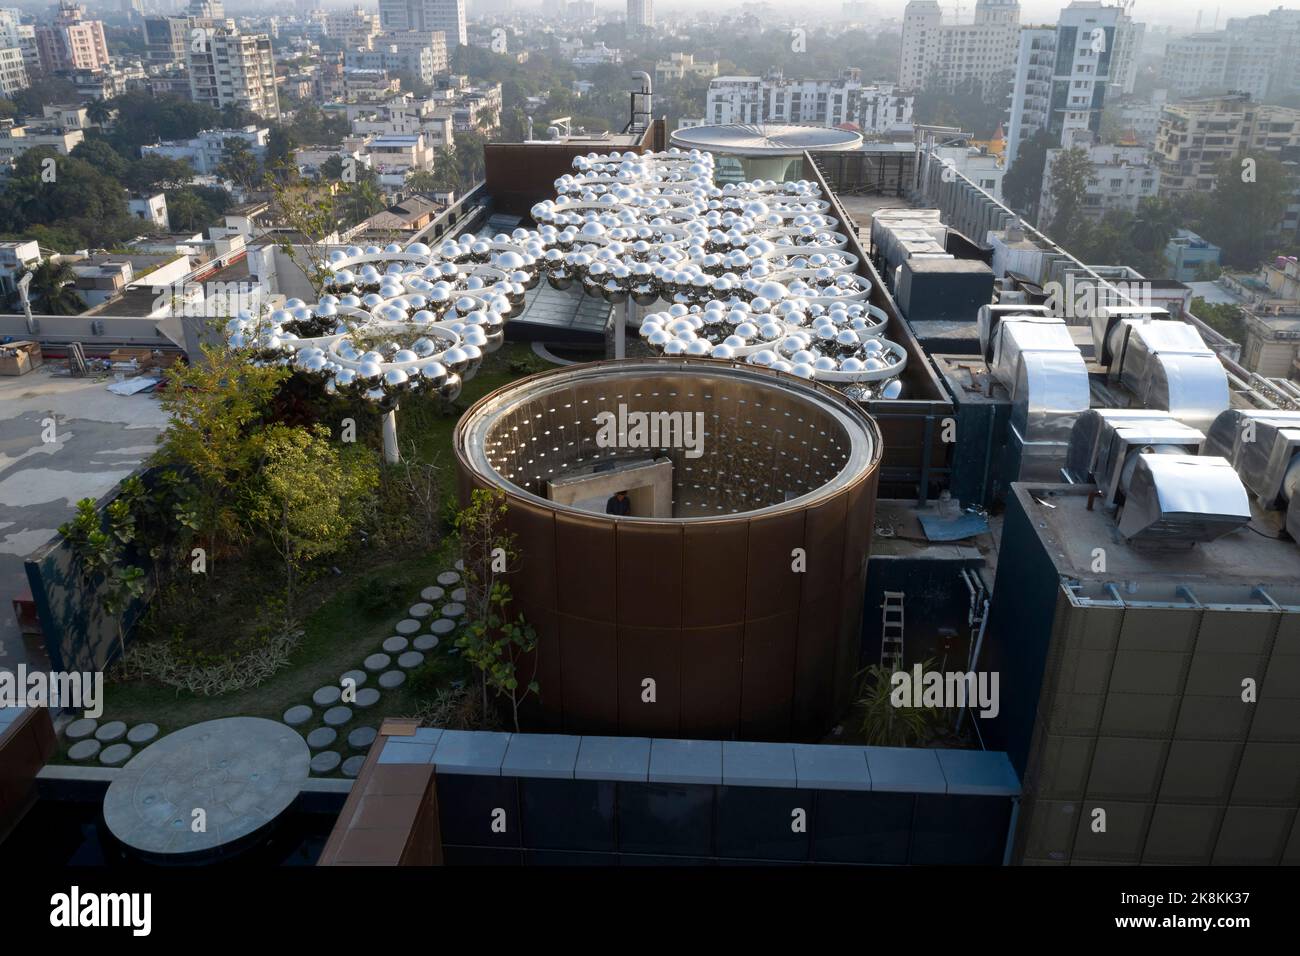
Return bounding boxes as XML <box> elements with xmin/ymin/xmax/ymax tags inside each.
<box><xmin>1066</xmin><ymin>409</ymin><xmax>1208</xmax><ymax>508</ymax></box>
<box><xmin>1205</xmin><ymin>409</ymin><xmax>1300</xmax><ymax>542</ymax></box>
<box><xmin>1117</xmin><ymin>454</ymin><xmax>1251</xmax><ymax>547</ymax></box>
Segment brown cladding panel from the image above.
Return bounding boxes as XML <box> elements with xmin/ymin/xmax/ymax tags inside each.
<box><xmin>680</xmin><ymin>623</ymin><xmax>743</xmax><ymax>740</ymax></box>
<box><xmin>800</xmin><ymin>492</ymin><xmax>848</xmax><ymax>603</ymax></box>
<box><xmin>557</xmin><ymin>614</ymin><xmax>618</xmax><ymax>734</ymax></box>
<box><xmin>554</xmin><ymin>511</ymin><xmax>617</xmax><ymax>623</ymax></box>
<box><xmin>617</xmin><ymin>523</ymin><xmax>683</xmax><ymax>628</ymax></box>
<box><xmin>516</xmin><ymin>604</ymin><xmax>563</xmax><ymax>730</ymax></box>
<box><xmin>745</xmin><ymin>511</ymin><xmax>807</xmax><ymax>619</ymax></box>
<box><xmin>741</xmin><ymin>610</ymin><xmax>799</xmax><ymax>740</ymax></box>
<box><xmin>834</xmin><ymin>587</ymin><xmax>867</xmax><ymax>715</ymax></box>
<box><xmin>506</xmin><ymin>497</ymin><xmax>557</xmax><ymax>611</ymax></box>
<box><xmin>682</xmin><ymin>520</ymin><xmax>750</xmax><ymax>628</ymax></box>
<box><xmin>616</xmin><ymin>625</ymin><xmax>682</xmax><ymax>738</ymax></box>
<box><xmin>792</xmin><ymin>596</ymin><xmax>840</xmax><ymax>738</ymax></box>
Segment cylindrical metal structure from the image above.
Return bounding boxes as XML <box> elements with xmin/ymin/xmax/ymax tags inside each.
<box><xmin>454</xmin><ymin>357</ymin><xmax>883</xmax><ymax>741</ymax></box>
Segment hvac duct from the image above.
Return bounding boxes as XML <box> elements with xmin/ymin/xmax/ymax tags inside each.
<box><xmin>977</xmin><ymin>303</ymin><xmax>1054</xmax><ymax>362</ymax></box>
<box><xmin>1065</xmin><ymin>409</ymin><xmax>1207</xmax><ymax>508</ymax></box>
<box><xmin>1116</xmin><ymin>454</ymin><xmax>1251</xmax><ymax>547</ymax></box>
<box><xmin>1094</xmin><ymin>312</ymin><xmax>1229</xmax><ymax>435</ymax></box>
<box><xmin>984</xmin><ymin>310</ymin><xmax>1089</xmax><ymax>481</ymax></box>
<box><xmin>1204</xmin><ymin>409</ymin><xmax>1300</xmax><ymax>542</ymax></box>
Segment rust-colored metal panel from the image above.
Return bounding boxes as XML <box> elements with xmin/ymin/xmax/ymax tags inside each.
<box><xmin>616</xmin><ymin>625</ymin><xmax>682</xmax><ymax>738</ymax></box>
<box><xmin>505</xmin><ymin>498</ymin><xmax>557</xmax><ymax>611</ymax></box>
<box><xmin>515</xmin><ymin>604</ymin><xmax>562</xmax><ymax>731</ymax></box>
<box><xmin>554</xmin><ymin>511</ymin><xmax>617</xmax><ymax>623</ymax></box>
<box><xmin>741</xmin><ymin>610</ymin><xmax>799</xmax><ymax>740</ymax></box>
<box><xmin>682</xmin><ymin>520</ymin><xmax>750</xmax><ymax>628</ymax></box>
<box><xmin>793</xmin><ymin>597</ymin><xmax>840</xmax><ymax>738</ymax></box>
<box><xmin>617</xmin><ymin>523</ymin><xmax>683</xmax><ymax>628</ymax></box>
<box><xmin>680</xmin><ymin>623</ymin><xmax>743</xmax><ymax>740</ymax></box>
<box><xmin>557</xmin><ymin>613</ymin><xmax>618</xmax><ymax>734</ymax></box>
<box><xmin>801</xmin><ymin>492</ymin><xmax>848</xmax><ymax>603</ymax></box>
<box><xmin>745</xmin><ymin>510</ymin><xmax>807</xmax><ymax>619</ymax></box>
<box><xmin>834</xmin><ymin>585</ymin><xmax>867</xmax><ymax>715</ymax></box>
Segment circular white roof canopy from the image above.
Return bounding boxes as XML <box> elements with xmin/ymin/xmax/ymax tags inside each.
<box><xmin>670</xmin><ymin>123</ymin><xmax>863</xmax><ymax>156</ymax></box>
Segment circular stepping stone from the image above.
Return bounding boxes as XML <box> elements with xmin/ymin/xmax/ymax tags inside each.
<box><xmin>312</xmin><ymin>685</ymin><xmax>341</xmax><ymax>707</ymax></box>
<box><xmin>342</xmin><ymin>755</ymin><xmax>366</xmax><ymax>778</ymax></box>
<box><xmin>397</xmin><ymin>651</ymin><xmax>425</xmax><ymax>669</ymax></box>
<box><xmin>437</xmin><ymin>570</ymin><xmax>460</xmax><ymax>586</ymax></box>
<box><xmin>95</xmin><ymin>721</ymin><xmax>127</xmax><ymax>743</ymax></box>
<box><xmin>378</xmin><ymin>670</ymin><xmax>406</xmax><ymax>689</ymax></box>
<box><xmin>413</xmin><ymin>634</ymin><xmax>439</xmax><ymax>651</ymax></box>
<box><xmin>126</xmin><ymin>723</ymin><xmax>158</xmax><ymax>745</ymax></box>
<box><xmin>348</xmin><ymin>726</ymin><xmax>377</xmax><ymax>749</ymax></box>
<box><xmin>310</xmin><ymin>751</ymin><xmax>341</xmax><ymax>774</ymax></box>
<box><xmin>306</xmin><ymin>727</ymin><xmax>337</xmax><ymax>749</ymax></box>
<box><xmin>394</xmin><ymin>618</ymin><xmax>420</xmax><ymax>635</ymax></box>
<box><xmin>68</xmin><ymin>739</ymin><xmax>101</xmax><ymax>761</ymax></box>
<box><xmin>66</xmin><ymin>718</ymin><xmax>98</xmax><ymax>740</ymax></box>
<box><xmin>454</xmin><ymin>559</ymin><xmax>464</xmax><ymax>571</ymax></box>
<box><xmin>430</xmin><ymin>618</ymin><xmax>456</xmax><ymax>635</ymax></box>
<box><xmin>441</xmin><ymin>602</ymin><xmax>465</xmax><ymax>618</ymax></box>
<box><xmin>421</xmin><ymin>586</ymin><xmax>445</xmax><ymax>602</ymax></box>
<box><xmin>409</xmin><ymin>602</ymin><xmax>434</xmax><ymax>618</ymax></box>
<box><xmin>364</xmin><ymin>653</ymin><xmax>391</xmax><ymax>672</ymax></box>
<box><xmin>451</xmin><ymin>588</ymin><xmax>467</xmax><ymax>603</ymax></box>
<box><xmin>323</xmin><ymin>705</ymin><xmax>352</xmax><ymax>727</ymax></box>
<box><xmin>382</xmin><ymin>635</ymin><xmax>409</xmax><ymax>653</ymax></box>
<box><xmin>341</xmin><ymin>669</ymin><xmax>367</xmax><ymax>688</ymax></box>
<box><xmin>355</xmin><ymin>687</ymin><xmax>380</xmax><ymax>708</ymax></box>
<box><xmin>99</xmin><ymin>743</ymin><xmax>132</xmax><ymax>766</ymax></box>
<box><xmin>283</xmin><ymin>705</ymin><xmax>313</xmax><ymax>726</ymax></box>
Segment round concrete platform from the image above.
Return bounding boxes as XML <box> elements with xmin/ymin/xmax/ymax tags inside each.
<box><xmin>420</xmin><ymin>586</ymin><xmax>445</xmax><ymax>602</ymax></box>
<box><xmin>102</xmin><ymin>717</ymin><xmax>310</xmax><ymax>858</ymax></box>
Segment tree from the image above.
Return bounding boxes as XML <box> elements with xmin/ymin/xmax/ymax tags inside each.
<box><xmin>856</xmin><ymin>660</ymin><xmax>949</xmax><ymax>747</ymax></box>
<box><xmin>1046</xmin><ymin>146</ymin><xmax>1094</xmax><ymax>247</ymax></box>
<box><xmin>85</xmin><ymin>98</ymin><xmax>112</xmax><ymax>127</ymax></box>
<box><xmin>155</xmin><ymin>340</ymin><xmax>290</xmax><ymax>579</ymax></box>
<box><xmin>269</xmin><ymin>180</ymin><xmax>344</xmax><ymax>296</ymax></box>
<box><xmin>70</xmin><ymin>138</ymin><xmax>128</xmax><ymax>180</ymax></box>
<box><xmin>124</xmin><ymin>155</ymin><xmax>195</xmax><ymax>194</ymax></box>
<box><xmin>24</xmin><ymin>259</ymin><xmax>86</xmax><ymax>315</ymax></box>
<box><xmin>340</xmin><ymin>176</ymin><xmax>385</xmax><ymax>226</ymax></box>
<box><xmin>1191</xmin><ymin>296</ymin><xmax>1247</xmax><ymax>345</ymax></box>
<box><xmin>218</xmin><ymin>138</ymin><xmax>261</xmax><ymax>193</ymax></box>
<box><xmin>1200</xmin><ymin>153</ymin><xmax>1295</xmax><ymax>269</ymax></box>
<box><xmin>243</xmin><ymin>424</ymin><xmax>378</xmax><ymax>626</ymax></box>
<box><xmin>1002</xmin><ymin>129</ymin><xmax>1054</xmax><ymax>220</ymax></box>
<box><xmin>453</xmin><ymin>489</ymin><xmax>540</xmax><ymax>730</ymax></box>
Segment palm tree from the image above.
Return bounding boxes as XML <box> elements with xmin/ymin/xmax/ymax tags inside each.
<box><xmin>341</xmin><ymin>178</ymin><xmax>384</xmax><ymax>226</ymax></box>
<box><xmin>24</xmin><ymin>259</ymin><xmax>86</xmax><ymax>316</ymax></box>
<box><xmin>86</xmin><ymin>98</ymin><xmax>112</xmax><ymax>127</ymax></box>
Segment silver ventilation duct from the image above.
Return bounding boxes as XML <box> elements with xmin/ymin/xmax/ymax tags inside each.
<box><xmin>986</xmin><ymin>310</ymin><xmax>1089</xmax><ymax>481</ymax></box>
<box><xmin>1117</xmin><ymin>454</ymin><xmax>1251</xmax><ymax>547</ymax></box>
<box><xmin>1204</xmin><ymin>409</ymin><xmax>1300</xmax><ymax>542</ymax></box>
<box><xmin>1090</xmin><ymin>305</ymin><xmax>1171</xmax><ymax>367</ymax></box>
<box><xmin>1100</xmin><ymin>315</ymin><xmax>1229</xmax><ymax>435</ymax></box>
<box><xmin>977</xmin><ymin>303</ymin><xmax>1054</xmax><ymax>362</ymax></box>
<box><xmin>1066</xmin><ymin>409</ymin><xmax>1207</xmax><ymax>508</ymax></box>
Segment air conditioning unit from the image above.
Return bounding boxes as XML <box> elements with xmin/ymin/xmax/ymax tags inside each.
<box><xmin>1117</xmin><ymin>454</ymin><xmax>1251</xmax><ymax>547</ymax></box>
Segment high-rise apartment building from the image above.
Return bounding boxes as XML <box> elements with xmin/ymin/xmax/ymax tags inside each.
<box><xmin>143</xmin><ymin>15</ymin><xmax>187</xmax><ymax>66</ymax></box>
<box><xmin>327</xmin><ymin>5</ymin><xmax>381</xmax><ymax>50</ymax></box>
<box><xmin>0</xmin><ymin>8</ymin><xmax>33</xmax><ymax>87</ymax></box>
<box><xmin>34</xmin><ymin>2</ymin><xmax>109</xmax><ymax>74</ymax></box>
<box><xmin>1154</xmin><ymin>94</ymin><xmax>1300</xmax><ymax>198</ymax></box>
<box><xmin>1162</xmin><ymin>9</ymin><xmax>1300</xmax><ymax>101</ymax></box>
<box><xmin>627</xmin><ymin>0</ymin><xmax>653</xmax><ymax>36</ymax></box>
<box><xmin>1005</xmin><ymin>1</ymin><xmax>1142</xmax><ymax>168</ymax></box>
<box><xmin>704</xmin><ymin>71</ymin><xmax>914</xmax><ymax>134</ymax></box>
<box><xmin>378</xmin><ymin>0</ymin><xmax>465</xmax><ymax>48</ymax></box>
<box><xmin>898</xmin><ymin>0</ymin><xmax>1020</xmax><ymax>92</ymax></box>
<box><xmin>0</xmin><ymin>43</ymin><xmax>27</xmax><ymax>96</ymax></box>
<box><xmin>187</xmin><ymin>23</ymin><xmax>280</xmax><ymax>120</ymax></box>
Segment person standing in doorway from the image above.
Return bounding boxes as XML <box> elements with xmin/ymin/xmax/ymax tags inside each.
<box><xmin>606</xmin><ymin>490</ymin><xmax>631</xmax><ymax>515</ymax></box>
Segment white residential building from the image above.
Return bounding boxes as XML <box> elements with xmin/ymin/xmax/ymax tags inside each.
<box><xmin>186</xmin><ymin>24</ymin><xmax>280</xmax><ymax>121</ymax></box>
<box><xmin>0</xmin><ymin>43</ymin><xmax>26</xmax><ymax>96</ymax></box>
<box><xmin>898</xmin><ymin>0</ymin><xmax>1020</xmax><ymax>92</ymax></box>
<box><xmin>1163</xmin><ymin>9</ymin><xmax>1300</xmax><ymax>101</ymax></box>
<box><xmin>0</xmin><ymin>119</ymin><xmax>83</xmax><ymax>162</ymax></box>
<box><xmin>933</xmin><ymin>145</ymin><xmax>1006</xmax><ymax>201</ymax></box>
<box><xmin>128</xmin><ymin>192</ymin><xmax>170</xmax><ymax>231</ymax></box>
<box><xmin>1038</xmin><ymin>142</ymin><xmax>1159</xmax><ymax>224</ymax></box>
<box><xmin>1005</xmin><ymin>2</ymin><xmax>1143</xmax><ymax>169</ymax></box>
<box><xmin>377</xmin><ymin>0</ymin><xmax>465</xmax><ymax>48</ymax></box>
<box><xmin>654</xmin><ymin>52</ymin><xmax>717</xmax><ymax>84</ymax></box>
<box><xmin>326</xmin><ymin>6</ymin><xmax>380</xmax><ymax>49</ymax></box>
<box><xmin>704</xmin><ymin>72</ymin><xmax>914</xmax><ymax>134</ymax></box>
<box><xmin>142</xmin><ymin>126</ymin><xmax>270</xmax><ymax>174</ymax></box>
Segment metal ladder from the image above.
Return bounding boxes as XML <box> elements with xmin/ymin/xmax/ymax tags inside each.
<box><xmin>880</xmin><ymin>591</ymin><xmax>905</xmax><ymax>672</ymax></box>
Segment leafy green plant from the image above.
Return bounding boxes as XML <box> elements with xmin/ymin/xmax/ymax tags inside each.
<box><xmin>855</xmin><ymin>659</ymin><xmax>951</xmax><ymax>748</ymax></box>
